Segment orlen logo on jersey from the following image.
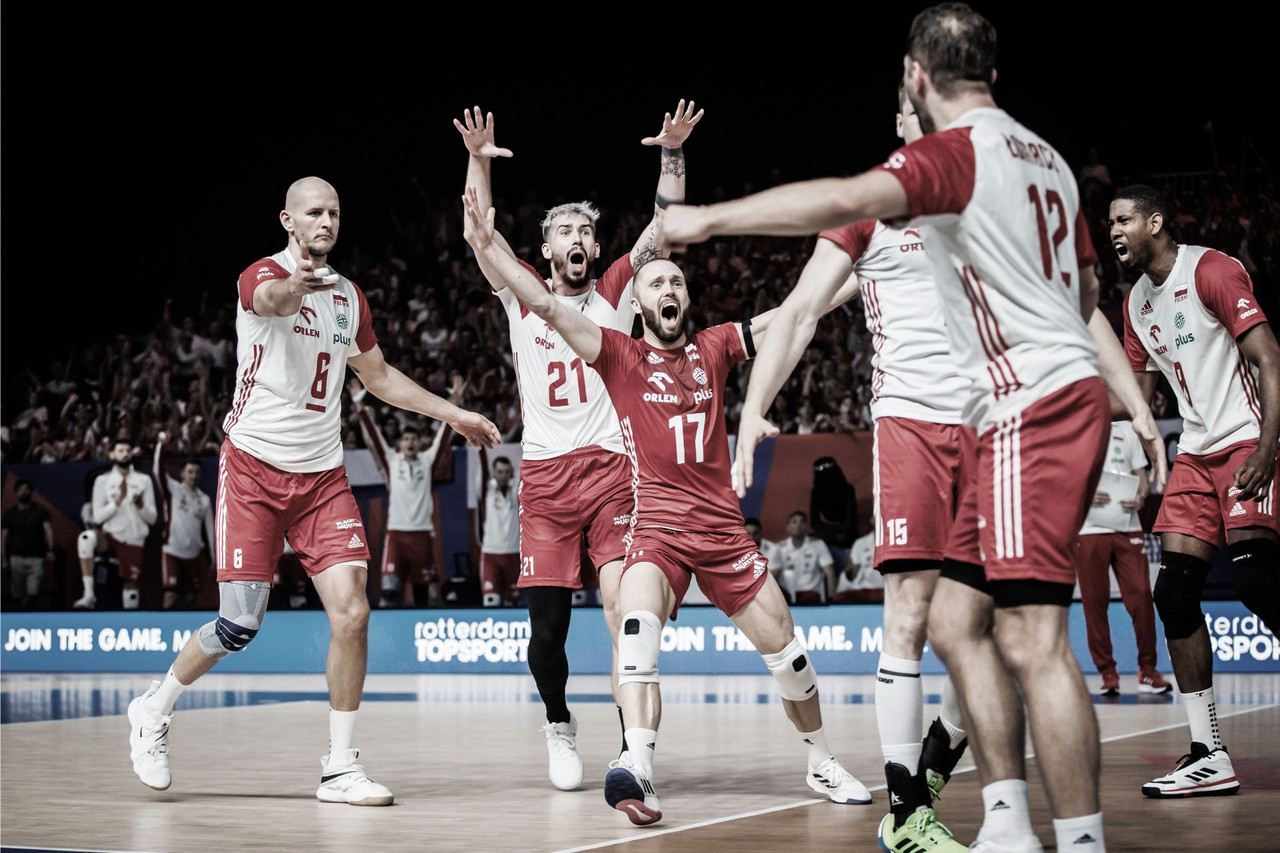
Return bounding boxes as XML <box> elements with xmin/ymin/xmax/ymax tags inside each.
<box><xmin>647</xmin><ymin>372</ymin><xmax>673</xmax><ymax>392</ymax></box>
<box><xmin>1139</xmin><ymin>300</ymin><xmax>1153</xmax><ymax>317</ymax></box>
<box><xmin>884</xmin><ymin>152</ymin><xmax>907</xmax><ymax>170</ymax></box>
<box><xmin>899</xmin><ymin>229</ymin><xmax>924</xmax><ymax>252</ymax></box>
<box><xmin>1238</xmin><ymin>297</ymin><xmax>1258</xmax><ymax>320</ymax></box>
<box><xmin>1148</xmin><ymin>324</ymin><xmax>1167</xmax><ymax>356</ymax></box>
<box><xmin>294</xmin><ymin>306</ymin><xmax>320</xmax><ymax>338</ymax></box>
<box><xmin>534</xmin><ymin>336</ymin><xmax>556</xmax><ymax>350</ymax></box>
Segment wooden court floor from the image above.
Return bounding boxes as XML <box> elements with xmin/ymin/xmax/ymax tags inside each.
<box><xmin>2</xmin><ymin>672</ymin><xmax>1278</xmax><ymax>852</ymax></box>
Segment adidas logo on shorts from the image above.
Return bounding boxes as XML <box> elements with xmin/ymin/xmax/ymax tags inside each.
<box><xmin>348</xmin><ymin>534</ymin><xmax>364</xmax><ymax>549</ymax></box>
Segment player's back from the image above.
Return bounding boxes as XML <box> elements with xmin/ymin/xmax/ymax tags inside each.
<box><xmin>906</xmin><ymin>107</ymin><xmax>1098</xmax><ymax>431</ymax></box>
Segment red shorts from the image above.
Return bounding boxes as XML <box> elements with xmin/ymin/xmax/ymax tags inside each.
<box><xmin>481</xmin><ymin>552</ymin><xmax>522</xmax><ymax>603</ymax></box>
<box><xmin>215</xmin><ymin>440</ymin><xmax>371</xmax><ymax>583</ymax></box>
<box><xmin>978</xmin><ymin>379</ymin><xmax>1110</xmax><ymax>585</ymax></box>
<box><xmin>517</xmin><ymin>448</ymin><xmax>632</xmax><ymax>589</ymax></box>
<box><xmin>624</xmin><ymin>527</ymin><xmax>769</xmax><ymax>620</ymax></box>
<box><xmin>873</xmin><ymin>417</ymin><xmax>980</xmax><ymax>566</ymax></box>
<box><xmin>381</xmin><ymin>530</ymin><xmax>438</xmax><ymax>584</ymax></box>
<box><xmin>161</xmin><ymin>551</ymin><xmax>210</xmax><ymax>592</ymax></box>
<box><xmin>1155</xmin><ymin>439</ymin><xmax>1279</xmax><ymax>546</ymax></box>
<box><xmin>102</xmin><ymin>533</ymin><xmax>146</xmax><ymax>584</ymax></box>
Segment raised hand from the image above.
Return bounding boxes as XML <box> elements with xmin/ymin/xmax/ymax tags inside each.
<box><xmin>461</xmin><ymin>186</ymin><xmax>497</xmax><ymax>252</ymax></box>
<box><xmin>454</xmin><ymin>106</ymin><xmax>514</xmax><ymax>159</ymax></box>
<box><xmin>641</xmin><ymin>99</ymin><xmax>704</xmax><ymax>149</ymax></box>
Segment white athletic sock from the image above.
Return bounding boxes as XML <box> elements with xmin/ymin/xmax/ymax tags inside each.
<box><xmin>980</xmin><ymin>779</ymin><xmax>1035</xmax><ymax>842</ymax></box>
<box><xmin>81</xmin><ymin>575</ymin><xmax>95</xmax><ymax>597</ymax></box>
<box><xmin>148</xmin><ymin>670</ymin><xmax>188</xmax><ymax>716</ymax></box>
<box><xmin>624</xmin><ymin>727</ymin><xmax>657</xmax><ymax>777</ymax></box>
<box><xmin>876</xmin><ymin>653</ymin><xmax>923</xmax><ymax>768</ymax></box>
<box><xmin>1181</xmin><ymin>687</ymin><xmax>1223</xmax><ymax>749</ymax></box>
<box><xmin>940</xmin><ymin>675</ymin><xmax>967</xmax><ymax>747</ymax></box>
<box><xmin>1054</xmin><ymin>812</ymin><xmax>1105</xmax><ymax>852</ymax></box>
<box><xmin>329</xmin><ymin>708</ymin><xmax>358</xmax><ymax>754</ymax></box>
<box><xmin>799</xmin><ymin>727</ymin><xmax>833</xmax><ymax>769</ymax></box>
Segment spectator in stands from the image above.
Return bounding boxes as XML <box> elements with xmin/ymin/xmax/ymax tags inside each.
<box><xmin>772</xmin><ymin>510</ymin><xmax>836</xmax><ymax>604</ymax></box>
<box><xmin>2</xmin><ymin>478</ymin><xmax>56</xmax><ymax>610</ymax></box>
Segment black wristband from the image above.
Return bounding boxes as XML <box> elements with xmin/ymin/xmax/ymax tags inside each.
<box><xmin>740</xmin><ymin>320</ymin><xmax>756</xmax><ymax>359</ymax></box>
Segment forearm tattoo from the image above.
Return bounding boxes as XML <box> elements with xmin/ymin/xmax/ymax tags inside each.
<box><xmin>660</xmin><ymin>146</ymin><xmax>685</xmax><ymax>179</ymax></box>
<box><xmin>634</xmin><ymin>220</ymin><xmax>662</xmax><ymax>268</ymax></box>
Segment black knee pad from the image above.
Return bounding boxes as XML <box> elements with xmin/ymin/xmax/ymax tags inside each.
<box><xmin>1228</xmin><ymin>538</ymin><xmax>1280</xmax><ymax>634</ymax></box>
<box><xmin>1153</xmin><ymin>551</ymin><xmax>1211</xmax><ymax>640</ymax></box>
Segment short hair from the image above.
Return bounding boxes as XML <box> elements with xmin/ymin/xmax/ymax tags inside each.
<box><xmin>788</xmin><ymin>510</ymin><xmax>809</xmax><ymax>523</ymax></box>
<box><xmin>906</xmin><ymin>2</ymin><xmax>997</xmax><ymax>97</ymax></box>
<box><xmin>1113</xmin><ymin>184</ymin><xmax>1172</xmax><ymax>223</ymax></box>
<box><xmin>540</xmin><ymin>202</ymin><xmax>601</xmax><ymax>242</ymax></box>
<box><xmin>744</xmin><ymin>516</ymin><xmax>762</xmax><ymax>527</ymax></box>
<box><xmin>492</xmin><ymin>456</ymin><xmax>512</xmax><ymax>468</ymax></box>
<box><xmin>14</xmin><ymin>477</ymin><xmax>33</xmax><ymax>491</ymax></box>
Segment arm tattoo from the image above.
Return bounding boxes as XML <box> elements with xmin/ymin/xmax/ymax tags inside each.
<box><xmin>634</xmin><ymin>220</ymin><xmax>662</xmax><ymax>268</ymax></box>
<box><xmin>660</xmin><ymin>146</ymin><xmax>686</xmax><ymax>179</ymax></box>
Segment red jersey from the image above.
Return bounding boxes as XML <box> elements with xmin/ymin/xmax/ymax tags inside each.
<box><xmin>592</xmin><ymin>323</ymin><xmax>748</xmax><ymax>533</ymax></box>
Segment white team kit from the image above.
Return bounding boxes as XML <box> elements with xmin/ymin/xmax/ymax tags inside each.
<box><xmin>224</xmin><ymin>249</ymin><xmax>377</xmax><ymax>473</ymax></box>
<box><xmin>1123</xmin><ymin>245</ymin><xmax>1267</xmax><ymax>456</ymax></box>
<box><xmin>826</xmin><ymin>220</ymin><xmax>969</xmax><ymax>422</ymax></box>
<box><xmin>885</xmin><ymin>106</ymin><xmax>1099</xmax><ymax>435</ymax></box>
<box><xmin>501</xmin><ymin>257</ymin><xmax>634</xmax><ymax>460</ymax></box>
<box><xmin>358</xmin><ymin>408</ymin><xmax>439</xmax><ymax>532</ymax></box>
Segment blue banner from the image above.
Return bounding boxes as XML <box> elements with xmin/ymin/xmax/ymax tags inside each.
<box><xmin>2</xmin><ymin>602</ymin><xmax>1275</xmax><ymax>675</ymax></box>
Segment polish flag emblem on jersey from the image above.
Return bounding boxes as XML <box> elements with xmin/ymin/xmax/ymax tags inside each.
<box><xmin>1174</xmin><ymin>288</ymin><xmax>1188</xmax><ymax>301</ymax></box>
<box><xmin>332</xmin><ymin>292</ymin><xmax>349</xmax><ymax>329</ymax></box>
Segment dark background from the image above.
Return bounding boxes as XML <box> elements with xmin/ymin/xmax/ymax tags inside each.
<box><xmin>4</xmin><ymin>3</ymin><xmax>1270</xmax><ymax>371</ymax></box>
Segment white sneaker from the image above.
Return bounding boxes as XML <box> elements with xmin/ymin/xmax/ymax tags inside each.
<box><xmin>73</xmin><ymin>593</ymin><xmax>96</xmax><ymax>610</ymax></box>
<box><xmin>807</xmin><ymin>755</ymin><xmax>872</xmax><ymax>804</ymax></box>
<box><xmin>543</xmin><ymin>713</ymin><xmax>583</xmax><ymax>791</ymax></box>
<box><xmin>605</xmin><ymin>753</ymin><xmax>662</xmax><ymax>825</ymax></box>
<box><xmin>1142</xmin><ymin>741</ymin><xmax>1240</xmax><ymax>798</ymax></box>
<box><xmin>128</xmin><ymin>681</ymin><xmax>172</xmax><ymax>790</ymax></box>
<box><xmin>317</xmin><ymin>748</ymin><xmax>394</xmax><ymax>806</ymax></box>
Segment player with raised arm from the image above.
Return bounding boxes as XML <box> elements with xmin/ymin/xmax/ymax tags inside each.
<box><xmin>463</xmin><ymin>185</ymin><xmax>871</xmax><ymax>827</ymax></box>
<box><xmin>456</xmin><ymin>101</ymin><xmax>702</xmax><ymax>791</ymax></box>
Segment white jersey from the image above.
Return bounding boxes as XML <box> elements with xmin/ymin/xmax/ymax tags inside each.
<box><xmin>152</xmin><ymin>444</ymin><xmax>214</xmax><ymax>559</ymax></box>
<box><xmin>224</xmin><ymin>249</ymin><xmax>377</xmax><ymax>473</ymax></box>
<box><xmin>884</xmin><ymin>107</ymin><xmax>1099</xmax><ymax>433</ymax></box>
<box><xmin>500</xmin><ymin>255</ymin><xmax>634</xmax><ymax>460</ymax></box>
<box><xmin>358</xmin><ymin>407</ymin><xmax>442</xmax><ymax>532</ymax></box>
<box><xmin>1123</xmin><ymin>244</ymin><xmax>1269</xmax><ymax>456</ymax></box>
<box><xmin>821</xmin><ymin>221</ymin><xmax>968</xmax><ymax>423</ymax></box>
<box><xmin>91</xmin><ymin>467</ymin><xmax>157</xmax><ymax>547</ymax></box>
<box><xmin>481</xmin><ymin>481</ymin><xmax>520</xmax><ymax>555</ymax></box>
<box><xmin>772</xmin><ymin>535</ymin><xmax>834</xmax><ymax>597</ymax></box>
<box><xmin>1079</xmin><ymin>421</ymin><xmax>1148</xmax><ymax>536</ymax></box>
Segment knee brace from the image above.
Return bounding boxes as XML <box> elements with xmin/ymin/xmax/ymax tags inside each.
<box><xmin>762</xmin><ymin>637</ymin><xmax>818</xmax><ymax>701</ymax></box>
<box><xmin>77</xmin><ymin>529</ymin><xmax>98</xmax><ymax>560</ymax></box>
<box><xmin>1152</xmin><ymin>551</ymin><xmax>1211</xmax><ymax>640</ymax></box>
<box><xmin>197</xmin><ymin>580</ymin><xmax>270</xmax><ymax>660</ymax></box>
<box><xmin>1229</xmin><ymin>539</ymin><xmax>1280</xmax><ymax>633</ymax></box>
<box><xmin>617</xmin><ymin>610</ymin><xmax>662</xmax><ymax>686</ymax></box>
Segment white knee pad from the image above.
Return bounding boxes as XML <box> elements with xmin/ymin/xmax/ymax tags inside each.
<box><xmin>762</xmin><ymin>637</ymin><xmax>818</xmax><ymax>701</ymax></box>
<box><xmin>197</xmin><ymin>581</ymin><xmax>271</xmax><ymax>661</ymax></box>
<box><xmin>77</xmin><ymin>529</ymin><xmax>98</xmax><ymax>560</ymax></box>
<box><xmin>617</xmin><ymin>610</ymin><xmax>662</xmax><ymax>686</ymax></box>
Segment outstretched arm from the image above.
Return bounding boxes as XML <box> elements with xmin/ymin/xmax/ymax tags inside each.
<box><xmin>349</xmin><ymin>344</ymin><xmax>500</xmax><ymax>450</ymax></box>
<box><xmin>661</xmin><ymin>170</ymin><xmax>909</xmax><ymax>251</ymax></box>
<box><xmin>462</xmin><ymin>186</ymin><xmax>603</xmax><ymax>364</ymax></box>
<box><xmin>732</xmin><ymin>239</ymin><xmax>859</xmax><ymax>496</ymax></box>
<box><xmin>456</xmin><ymin>106</ymin><xmax>516</xmax><ymax>262</ymax></box>
<box><xmin>633</xmin><ymin>99</ymin><xmax>704</xmax><ymax>267</ymax></box>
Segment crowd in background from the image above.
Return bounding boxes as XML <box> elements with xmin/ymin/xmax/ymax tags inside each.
<box><xmin>3</xmin><ymin>157</ymin><xmax>1277</xmax><ymax>469</ymax></box>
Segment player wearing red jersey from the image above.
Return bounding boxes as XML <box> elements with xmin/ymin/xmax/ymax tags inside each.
<box><xmin>456</xmin><ymin>102</ymin><xmax>702</xmax><ymax>791</ymax></box>
<box><xmin>462</xmin><ymin>186</ymin><xmax>871</xmax><ymax>827</ymax></box>
<box><xmin>1111</xmin><ymin>183</ymin><xmax>1280</xmax><ymax>798</ymax></box>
